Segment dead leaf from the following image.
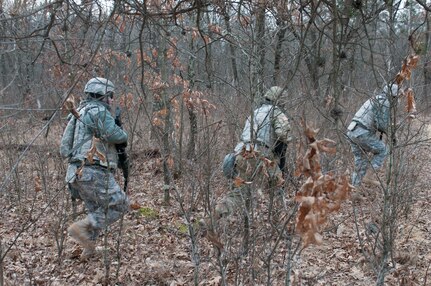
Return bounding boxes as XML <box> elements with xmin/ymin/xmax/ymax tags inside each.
<box><xmin>130</xmin><ymin>202</ymin><xmax>141</xmax><ymax>210</ymax></box>
<box><xmin>407</xmin><ymin>54</ymin><xmax>419</xmax><ymax>68</ymax></box>
<box><xmin>69</xmin><ymin>247</ymin><xmax>82</xmax><ymax>259</ymax></box>
<box><xmin>205</xmin><ymin>276</ymin><xmax>222</xmax><ymax>286</ymax></box>
<box><xmin>316</xmin><ymin>139</ymin><xmax>337</xmax><ymax>154</ymax></box>
<box><xmin>34</xmin><ymin>175</ymin><xmax>42</xmax><ymax>192</ymax></box>
<box><xmin>63</xmin><ymin>95</ymin><xmax>80</xmax><ymax>118</ymax></box>
<box><xmin>167</xmin><ymin>155</ymin><xmax>174</xmax><ymax>169</ymax></box>
<box><xmin>304</xmin><ymin>125</ymin><xmax>319</xmax><ymax>141</ymax></box>
<box><xmin>262</xmin><ymin>157</ymin><xmax>275</xmax><ymax>168</ymax></box>
<box><xmin>395</xmin><ymin>72</ymin><xmax>404</xmax><ymax>85</ymax></box>
<box><xmin>405</xmin><ymin>88</ymin><xmax>417</xmax><ymax>114</ymax></box>
<box><xmin>233</xmin><ymin>176</ymin><xmax>251</xmax><ymax>187</ymax></box>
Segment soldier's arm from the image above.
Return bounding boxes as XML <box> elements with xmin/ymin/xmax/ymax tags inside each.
<box><xmin>273</xmin><ymin>107</ymin><xmax>291</xmax><ymax>143</ymax></box>
<box><xmin>90</xmin><ymin>109</ymin><xmax>128</xmax><ymax>144</ymax></box>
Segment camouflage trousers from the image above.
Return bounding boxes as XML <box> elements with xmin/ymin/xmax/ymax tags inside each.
<box><xmin>347</xmin><ymin>132</ymin><xmax>388</xmax><ymax>187</ymax></box>
<box><xmin>215</xmin><ymin>148</ymin><xmax>284</xmax><ymax>218</ymax></box>
<box><xmin>69</xmin><ymin>165</ymin><xmax>129</xmax><ymax>240</ymax></box>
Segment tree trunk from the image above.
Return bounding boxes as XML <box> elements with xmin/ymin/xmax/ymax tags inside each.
<box><xmin>254</xmin><ymin>0</ymin><xmax>266</xmax><ymax>96</ymax></box>
<box><xmin>273</xmin><ymin>20</ymin><xmax>287</xmax><ymax>86</ymax></box>
<box><xmin>157</xmin><ymin>25</ymin><xmax>174</xmax><ymax>205</ymax></box>
<box><xmin>424</xmin><ymin>11</ymin><xmax>431</xmax><ymax>105</ymax></box>
<box><xmin>186</xmin><ymin>26</ymin><xmax>198</xmax><ymax>160</ymax></box>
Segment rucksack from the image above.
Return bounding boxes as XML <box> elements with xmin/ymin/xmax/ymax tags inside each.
<box><xmin>222</xmin><ymin>152</ymin><xmax>238</xmax><ymax>179</ymax></box>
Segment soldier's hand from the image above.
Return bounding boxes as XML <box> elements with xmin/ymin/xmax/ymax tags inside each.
<box><xmin>116</xmin><ymin>142</ymin><xmax>127</xmax><ymax>149</ymax></box>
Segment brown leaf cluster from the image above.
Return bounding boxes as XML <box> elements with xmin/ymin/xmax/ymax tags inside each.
<box><xmin>394</xmin><ymin>54</ymin><xmax>420</xmax><ymax>119</ymax></box>
<box><xmin>294</xmin><ymin>124</ymin><xmax>353</xmax><ymax>248</ymax></box>
<box><xmin>118</xmin><ymin>93</ymin><xmax>135</xmax><ymax>109</ymax></box>
<box><xmin>34</xmin><ymin>175</ymin><xmax>42</xmax><ymax>193</ymax></box>
<box><xmin>294</xmin><ymin>126</ymin><xmax>336</xmax><ymax>180</ymax></box>
<box><xmin>233</xmin><ymin>176</ymin><xmax>252</xmax><ymax>188</ymax></box>
<box><xmin>405</xmin><ymin>88</ymin><xmax>417</xmax><ymax>114</ymax></box>
<box><xmin>395</xmin><ymin>55</ymin><xmax>419</xmax><ymax>85</ymax></box>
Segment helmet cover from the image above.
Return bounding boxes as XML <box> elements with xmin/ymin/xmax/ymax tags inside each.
<box><xmin>264</xmin><ymin>86</ymin><xmax>285</xmax><ymax>102</ymax></box>
<box><xmin>84</xmin><ymin>77</ymin><xmax>115</xmax><ymax>97</ymax></box>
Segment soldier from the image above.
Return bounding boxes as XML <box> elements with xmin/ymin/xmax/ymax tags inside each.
<box><xmin>60</xmin><ymin>77</ymin><xmax>129</xmax><ymax>260</ymax></box>
<box><xmin>346</xmin><ymin>83</ymin><xmax>399</xmax><ymax>187</ymax></box>
<box><xmin>215</xmin><ymin>86</ymin><xmax>291</xmax><ymax>219</ymax></box>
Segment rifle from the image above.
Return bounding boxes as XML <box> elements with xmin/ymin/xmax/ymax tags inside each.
<box><xmin>115</xmin><ymin>107</ymin><xmax>130</xmax><ymax>193</ymax></box>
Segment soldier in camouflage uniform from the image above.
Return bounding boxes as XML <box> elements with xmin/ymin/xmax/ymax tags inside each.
<box><xmin>60</xmin><ymin>77</ymin><xmax>129</xmax><ymax>260</ymax></box>
<box><xmin>346</xmin><ymin>83</ymin><xmax>399</xmax><ymax>187</ymax></box>
<box><xmin>215</xmin><ymin>86</ymin><xmax>291</xmax><ymax>218</ymax></box>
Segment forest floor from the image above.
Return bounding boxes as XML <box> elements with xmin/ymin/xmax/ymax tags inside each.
<box><xmin>1</xmin><ymin>118</ymin><xmax>431</xmax><ymax>286</ymax></box>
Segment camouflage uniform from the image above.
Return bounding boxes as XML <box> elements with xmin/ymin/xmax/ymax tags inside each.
<box><xmin>346</xmin><ymin>84</ymin><xmax>398</xmax><ymax>187</ymax></box>
<box><xmin>216</xmin><ymin>87</ymin><xmax>291</xmax><ymax>217</ymax></box>
<box><xmin>60</xmin><ymin>78</ymin><xmax>129</xmax><ymax>257</ymax></box>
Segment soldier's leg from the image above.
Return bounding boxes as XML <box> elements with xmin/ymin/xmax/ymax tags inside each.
<box><xmin>350</xmin><ymin>134</ymin><xmax>387</xmax><ymax>186</ymax></box>
<box><xmin>350</xmin><ymin>141</ymin><xmax>369</xmax><ymax>187</ymax></box>
<box><xmin>69</xmin><ymin>166</ymin><xmax>129</xmax><ymax>260</ymax></box>
<box><xmin>213</xmin><ymin>153</ymin><xmax>256</xmax><ymax>222</ymax></box>
<box><xmin>67</xmin><ymin>167</ymin><xmax>100</xmax><ymax>259</ymax></box>
<box><xmin>362</xmin><ymin>136</ymin><xmax>387</xmax><ymax>186</ymax></box>
<box><xmin>215</xmin><ymin>186</ymin><xmax>248</xmax><ymax>219</ymax></box>
<box><xmin>266</xmin><ymin>160</ymin><xmax>286</xmax><ymax>216</ymax></box>
<box><xmin>367</xmin><ymin>137</ymin><xmax>388</xmax><ymax>170</ymax></box>
<box><xmin>89</xmin><ymin>168</ymin><xmax>129</xmax><ymax>235</ymax></box>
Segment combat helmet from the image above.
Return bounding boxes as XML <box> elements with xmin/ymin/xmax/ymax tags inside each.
<box><xmin>84</xmin><ymin>77</ymin><xmax>115</xmax><ymax>98</ymax></box>
<box><xmin>264</xmin><ymin>86</ymin><xmax>285</xmax><ymax>102</ymax></box>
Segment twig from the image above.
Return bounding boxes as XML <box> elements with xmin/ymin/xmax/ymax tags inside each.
<box><xmin>423</xmin><ymin>262</ymin><xmax>430</xmax><ymax>286</ymax></box>
<box><xmin>0</xmin><ymin>239</ymin><xmax>3</xmax><ymax>286</ymax></box>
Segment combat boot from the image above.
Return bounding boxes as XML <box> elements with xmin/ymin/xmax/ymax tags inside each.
<box><xmin>68</xmin><ymin>217</ymin><xmax>96</xmax><ymax>261</ymax></box>
<box><xmin>362</xmin><ymin>169</ymin><xmax>380</xmax><ymax>186</ymax></box>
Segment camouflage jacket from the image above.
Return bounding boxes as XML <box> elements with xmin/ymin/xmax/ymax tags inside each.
<box><xmin>60</xmin><ymin>99</ymin><xmax>128</xmax><ymax>172</ymax></box>
<box><xmin>236</xmin><ymin>103</ymin><xmax>291</xmax><ymax>153</ymax></box>
<box><xmin>348</xmin><ymin>94</ymin><xmax>390</xmax><ymax>137</ymax></box>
